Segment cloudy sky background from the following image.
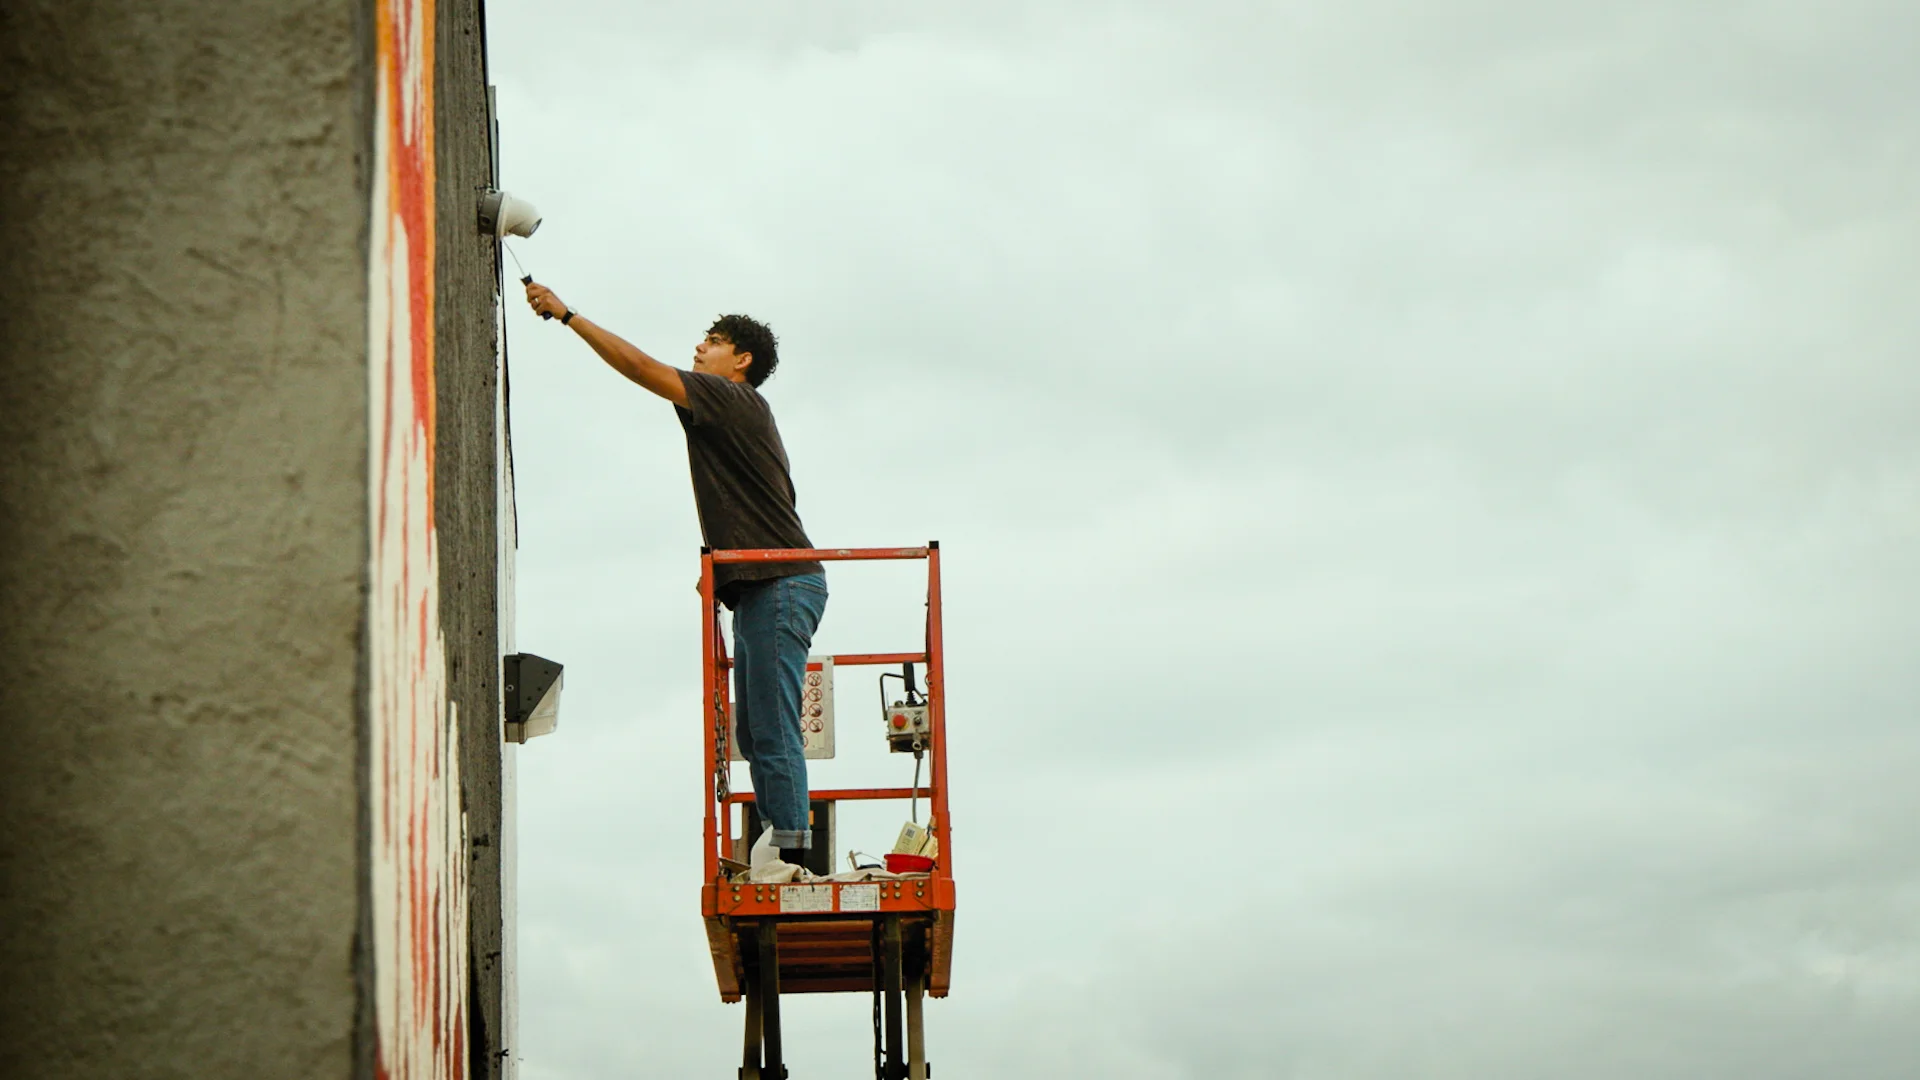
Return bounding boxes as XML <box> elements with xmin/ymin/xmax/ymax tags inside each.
<box><xmin>486</xmin><ymin>2</ymin><xmax>1918</xmax><ymax>1076</ymax></box>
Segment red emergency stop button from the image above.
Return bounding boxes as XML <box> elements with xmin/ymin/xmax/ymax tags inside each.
<box><xmin>892</xmin><ymin>714</ymin><xmax>908</xmax><ymax>729</ymax></box>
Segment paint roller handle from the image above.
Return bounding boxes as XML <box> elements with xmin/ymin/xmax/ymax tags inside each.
<box><xmin>520</xmin><ymin>275</ymin><xmax>554</xmax><ymax>319</ymax></box>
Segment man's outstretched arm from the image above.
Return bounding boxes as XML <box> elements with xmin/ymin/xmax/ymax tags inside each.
<box><xmin>525</xmin><ymin>280</ymin><xmax>688</xmax><ymax>408</ymax></box>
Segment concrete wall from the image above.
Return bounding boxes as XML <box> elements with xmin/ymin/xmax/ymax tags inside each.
<box><xmin>0</xmin><ymin>2</ymin><xmax>372</xmax><ymax>1076</ymax></box>
<box><xmin>0</xmin><ymin>1</ymin><xmax>508</xmax><ymax>1076</ymax></box>
<box><xmin>434</xmin><ymin>1</ymin><xmax>510</xmax><ymax>1073</ymax></box>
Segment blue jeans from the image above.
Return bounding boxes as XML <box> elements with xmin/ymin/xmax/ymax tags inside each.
<box><xmin>732</xmin><ymin>572</ymin><xmax>828</xmax><ymax>849</ymax></box>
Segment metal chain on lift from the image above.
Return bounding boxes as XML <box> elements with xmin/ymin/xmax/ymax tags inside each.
<box><xmin>712</xmin><ymin>685</ymin><xmax>731</xmax><ymax>808</ymax></box>
<box><xmin>712</xmin><ymin>611</ymin><xmax>732</xmax><ymax>814</ymax></box>
<box><xmin>714</xmin><ymin>618</ymin><xmax>725</xmax><ymax>810</ymax></box>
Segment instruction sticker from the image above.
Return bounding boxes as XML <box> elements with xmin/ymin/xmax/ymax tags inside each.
<box><xmin>839</xmin><ymin>884</ymin><xmax>880</xmax><ymax>912</ymax></box>
<box><xmin>780</xmin><ymin>885</ymin><xmax>833</xmax><ymax>914</ymax></box>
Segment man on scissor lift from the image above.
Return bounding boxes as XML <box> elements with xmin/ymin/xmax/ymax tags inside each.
<box><xmin>523</xmin><ymin>281</ymin><xmax>827</xmax><ymax>869</ymax></box>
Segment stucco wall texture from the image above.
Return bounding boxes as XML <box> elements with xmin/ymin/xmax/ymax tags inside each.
<box><xmin>435</xmin><ymin>2</ymin><xmax>510</xmax><ymax>1073</ymax></box>
<box><xmin>0</xmin><ymin>2</ymin><xmax>507</xmax><ymax>1077</ymax></box>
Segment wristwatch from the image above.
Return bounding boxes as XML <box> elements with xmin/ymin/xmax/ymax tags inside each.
<box><xmin>560</xmin><ymin>309</ymin><xmax>576</xmax><ymax>326</ymax></box>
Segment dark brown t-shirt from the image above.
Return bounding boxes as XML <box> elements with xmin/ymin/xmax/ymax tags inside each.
<box><xmin>675</xmin><ymin>370</ymin><xmax>823</xmax><ymax>606</ymax></box>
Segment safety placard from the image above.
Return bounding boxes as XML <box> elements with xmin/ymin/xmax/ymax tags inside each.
<box><xmin>838</xmin><ymin>884</ymin><xmax>880</xmax><ymax>912</ymax></box>
<box><xmin>779</xmin><ymin>884</ymin><xmax>834</xmax><ymax>914</ymax></box>
<box><xmin>730</xmin><ymin>656</ymin><xmax>835</xmax><ymax>761</ymax></box>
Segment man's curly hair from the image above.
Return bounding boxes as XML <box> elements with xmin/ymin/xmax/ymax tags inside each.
<box><xmin>709</xmin><ymin>314</ymin><xmax>780</xmax><ymax>387</ymax></box>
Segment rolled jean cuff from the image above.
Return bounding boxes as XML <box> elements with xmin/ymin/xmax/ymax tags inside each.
<box><xmin>771</xmin><ymin>828</ymin><xmax>811</xmax><ymax>849</ymax></box>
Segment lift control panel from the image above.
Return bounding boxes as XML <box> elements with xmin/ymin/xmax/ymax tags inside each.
<box><xmin>886</xmin><ymin>701</ymin><xmax>930</xmax><ymax>753</ymax></box>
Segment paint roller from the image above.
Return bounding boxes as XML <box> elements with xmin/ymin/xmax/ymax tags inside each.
<box><xmin>477</xmin><ymin>188</ymin><xmax>551</xmax><ymax>317</ymax></box>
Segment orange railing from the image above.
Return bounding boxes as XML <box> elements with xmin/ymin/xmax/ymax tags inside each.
<box><xmin>699</xmin><ymin>543</ymin><xmax>953</xmax><ymax>904</ymax></box>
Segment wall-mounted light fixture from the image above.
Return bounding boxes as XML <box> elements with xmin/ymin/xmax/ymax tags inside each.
<box><xmin>504</xmin><ymin>652</ymin><xmax>563</xmax><ymax>744</ymax></box>
<box><xmin>478</xmin><ymin>188</ymin><xmax>542</xmax><ymax>238</ymax></box>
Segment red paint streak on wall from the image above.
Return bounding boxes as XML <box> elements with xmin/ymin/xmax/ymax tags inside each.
<box><xmin>399</xmin><ymin>0</ymin><xmax>435</xmax><ymax>527</ymax></box>
<box><xmin>370</xmin><ymin>0</ymin><xmax>466</xmax><ymax>1078</ymax></box>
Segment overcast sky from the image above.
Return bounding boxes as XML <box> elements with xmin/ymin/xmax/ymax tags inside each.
<box><xmin>486</xmin><ymin>3</ymin><xmax>1918</xmax><ymax>1076</ymax></box>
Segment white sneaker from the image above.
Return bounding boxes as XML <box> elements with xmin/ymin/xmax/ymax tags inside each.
<box><xmin>749</xmin><ymin>825</ymin><xmax>779</xmax><ymax>870</ymax></box>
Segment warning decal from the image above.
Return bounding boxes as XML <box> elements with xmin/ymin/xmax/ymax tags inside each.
<box><xmin>780</xmin><ymin>884</ymin><xmax>834</xmax><ymax>914</ymax></box>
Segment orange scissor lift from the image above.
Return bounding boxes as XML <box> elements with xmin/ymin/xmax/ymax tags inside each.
<box><xmin>699</xmin><ymin>543</ymin><xmax>957</xmax><ymax>1080</ymax></box>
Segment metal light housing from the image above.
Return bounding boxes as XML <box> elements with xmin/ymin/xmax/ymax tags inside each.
<box><xmin>504</xmin><ymin>652</ymin><xmax>563</xmax><ymax>743</ymax></box>
<box><xmin>478</xmin><ymin>188</ymin><xmax>542</xmax><ymax>238</ymax></box>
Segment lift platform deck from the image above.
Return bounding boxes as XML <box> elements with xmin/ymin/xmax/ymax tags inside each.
<box><xmin>698</xmin><ymin>544</ymin><xmax>957</xmax><ymax>1079</ymax></box>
